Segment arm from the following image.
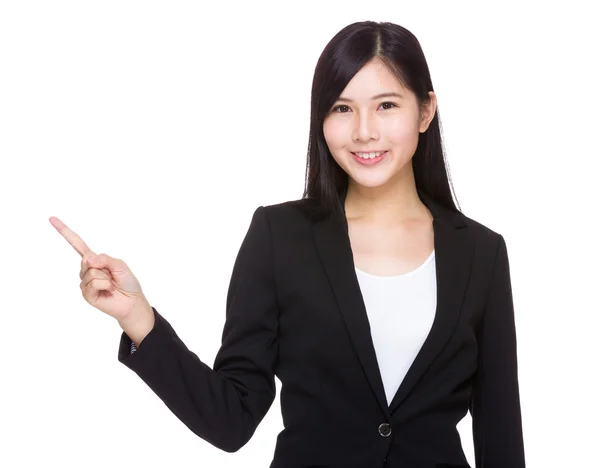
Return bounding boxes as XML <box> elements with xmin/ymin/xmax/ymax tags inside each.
<box><xmin>469</xmin><ymin>235</ymin><xmax>526</xmax><ymax>467</ymax></box>
<box><xmin>117</xmin><ymin>206</ymin><xmax>279</xmax><ymax>453</ymax></box>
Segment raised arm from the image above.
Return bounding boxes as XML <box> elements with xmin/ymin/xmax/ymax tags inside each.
<box><xmin>118</xmin><ymin>206</ymin><xmax>280</xmax><ymax>453</ymax></box>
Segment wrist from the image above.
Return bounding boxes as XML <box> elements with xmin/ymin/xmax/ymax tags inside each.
<box><xmin>119</xmin><ymin>299</ymin><xmax>155</xmax><ymax>347</ymax></box>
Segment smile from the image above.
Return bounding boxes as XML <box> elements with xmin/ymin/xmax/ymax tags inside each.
<box><xmin>351</xmin><ymin>151</ymin><xmax>387</xmax><ymax>165</ymax></box>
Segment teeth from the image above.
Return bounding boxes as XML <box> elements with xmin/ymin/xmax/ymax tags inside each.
<box><xmin>355</xmin><ymin>151</ymin><xmax>385</xmax><ymax>159</ymax></box>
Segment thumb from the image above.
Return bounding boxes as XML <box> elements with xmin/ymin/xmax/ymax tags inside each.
<box><xmin>87</xmin><ymin>253</ymin><xmax>127</xmax><ymax>272</ymax></box>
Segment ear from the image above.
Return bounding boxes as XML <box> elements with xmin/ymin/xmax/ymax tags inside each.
<box><xmin>419</xmin><ymin>91</ymin><xmax>437</xmax><ymax>133</ymax></box>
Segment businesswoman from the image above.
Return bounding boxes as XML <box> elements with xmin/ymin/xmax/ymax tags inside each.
<box><xmin>50</xmin><ymin>21</ymin><xmax>526</xmax><ymax>468</ymax></box>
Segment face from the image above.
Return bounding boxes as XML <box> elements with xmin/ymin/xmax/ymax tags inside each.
<box><xmin>323</xmin><ymin>57</ymin><xmax>436</xmax><ymax>194</ymax></box>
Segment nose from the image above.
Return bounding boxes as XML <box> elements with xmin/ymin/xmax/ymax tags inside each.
<box><xmin>352</xmin><ymin>111</ymin><xmax>379</xmax><ymax>142</ymax></box>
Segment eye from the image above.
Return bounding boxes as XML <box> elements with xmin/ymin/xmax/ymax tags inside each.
<box><xmin>330</xmin><ymin>102</ymin><xmax>398</xmax><ymax>113</ymax></box>
<box><xmin>380</xmin><ymin>101</ymin><xmax>397</xmax><ymax>110</ymax></box>
<box><xmin>331</xmin><ymin>104</ymin><xmax>351</xmax><ymax>113</ymax></box>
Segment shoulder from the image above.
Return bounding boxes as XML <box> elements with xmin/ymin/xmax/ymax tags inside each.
<box><xmin>460</xmin><ymin>212</ymin><xmax>502</xmax><ymax>239</ymax></box>
<box><xmin>260</xmin><ymin>198</ymin><xmax>324</xmax><ymax>226</ymax></box>
<box><xmin>454</xmin><ymin>212</ymin><xmax>508</xmax><ymax>262</ymax></box>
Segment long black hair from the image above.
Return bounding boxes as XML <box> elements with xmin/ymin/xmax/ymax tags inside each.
<box><xmin>300</xmin><ymin>21</ymin><xmax>462</xmax><ymax>222</ymax></box>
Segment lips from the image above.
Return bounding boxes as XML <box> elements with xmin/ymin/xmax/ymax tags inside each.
<box><xmin>351</xmin><ymin>151</ymin><xmax>387</xmax><ymax>165</ymax></box>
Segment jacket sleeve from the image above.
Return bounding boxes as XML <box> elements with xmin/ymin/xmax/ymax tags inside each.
<box><xmin>117</xmin><ymin>206</ymin><xmax>279</xmax><ymax>453</ymax></box>
<box><xmin>469</xmin><ymin>234</ymin><xmax>526</xmax><ymax>467</ymax></box>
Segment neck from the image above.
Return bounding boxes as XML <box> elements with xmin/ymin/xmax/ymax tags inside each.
<box><xmin>344</xmin><ymin>179</ymin><xmax>432</xmax><ymax>227</ymax></box>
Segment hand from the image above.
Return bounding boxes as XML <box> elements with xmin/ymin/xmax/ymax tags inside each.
<box><xmin>49</xmin><ymin>216</ymin><xmax>150</xmax><ymax>323</ymax></box>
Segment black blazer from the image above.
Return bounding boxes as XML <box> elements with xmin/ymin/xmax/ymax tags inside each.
<box><xmin>118</xmin><ymin>189</ymin><xmax>526</xmax><ymax>468</ymax></box>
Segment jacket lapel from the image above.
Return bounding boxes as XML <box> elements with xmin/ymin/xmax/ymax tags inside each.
<box><xmin>311</xmin><ymin>188</ymin><xmax>473</xmax><ymax>416</ymax></box>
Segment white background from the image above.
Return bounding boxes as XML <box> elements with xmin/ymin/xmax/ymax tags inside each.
<box><xmin>1</xmin><ymin>1</ymin><xmax>598</xmax><ymax>467</ymax></box>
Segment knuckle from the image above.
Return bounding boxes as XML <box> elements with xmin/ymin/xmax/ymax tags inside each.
<box><xmin>81</xmin><ymin>270</ymin><xmax>91</xmax><ymax>282</ymax></box>
<box><xmin>83</xmin><ymin>268</ymin><xmax>108</xmax><ymax>282</ymax></box>
<box><xmin>83</xmin><ymin>252</ymin><xmax>95</xmax><ymax>261</ymax></box>
<box><xmin>87</xmin><ymin>269</ymin><xmax>99</xmax><ymax>279</ymax></box>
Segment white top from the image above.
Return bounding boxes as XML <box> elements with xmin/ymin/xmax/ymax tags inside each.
<box><xmin>355</xmin><ymin>249</ymin><xmax>437</xmax><ymax>406</ymax></box>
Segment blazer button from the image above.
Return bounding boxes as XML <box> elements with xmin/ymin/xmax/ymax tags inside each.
<box><xmin>378</xmin><ymin>423</ymin><xmax>392</xmax><ymax>437</ymax></box>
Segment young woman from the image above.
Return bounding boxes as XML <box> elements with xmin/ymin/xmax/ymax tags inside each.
<box><xmin>51</xmin><ymin>21</ymin><xmax>526</xmax><ymax>468</ymax></box>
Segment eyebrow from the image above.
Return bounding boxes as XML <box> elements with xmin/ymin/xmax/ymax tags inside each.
<box><xmin>336</xmin><ymin>92</ymin><xmax>404</xmax><ymax>103</ymax></box>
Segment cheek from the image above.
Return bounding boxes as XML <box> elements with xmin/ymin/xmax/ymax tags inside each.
<box><xmin>384</xmin><ymin>115</ymin><xmax>419</xmax><ymax>144</ymax></box>
<box><xmin>323</xmin><ymin>120</ymin><xmax>348</xmax><ymax>169</ymax></box>
<box><xmin>323</xmin><ymin>119</ymin><xmax>346</xmax><ymax>149</ymax></box>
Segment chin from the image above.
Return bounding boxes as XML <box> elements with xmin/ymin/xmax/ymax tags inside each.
<box><xmin>349</xmin><ymin>173</ymin><xmax>394</xmax><ymax>189</ymax></box>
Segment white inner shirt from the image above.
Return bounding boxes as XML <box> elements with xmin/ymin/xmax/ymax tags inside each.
<box><xmin>354</xmin><ymin>249</ymin><xmax>437</xmax><ymax>406</ymax></box>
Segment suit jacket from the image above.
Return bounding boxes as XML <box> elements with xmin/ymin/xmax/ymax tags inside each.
<box><xmin>118</xmin><ymin>189</ymin><xmax>526</xmax><ymax>468</ymax></box>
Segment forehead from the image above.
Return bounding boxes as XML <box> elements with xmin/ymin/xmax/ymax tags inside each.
<box><xmin>340</xmin><ymin>58</ymin><xmax>406</xmax><ymax>98</ymax></box>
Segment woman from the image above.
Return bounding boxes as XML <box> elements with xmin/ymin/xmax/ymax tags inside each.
<box><xmin>50</xmin><ymin>21</ymin><xmax>526</xmax><ymax>468</ymax></box>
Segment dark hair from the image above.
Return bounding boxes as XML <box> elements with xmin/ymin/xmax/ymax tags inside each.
<box><xmin>300</xmin><ymin>21</ymin><xmax>462</xmax><ymax>221</ymax></box>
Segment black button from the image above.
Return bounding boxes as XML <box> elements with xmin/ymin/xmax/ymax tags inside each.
<box><xmin>378</xmin><ymin>423</ymin><xmax>392</xmax><ymax>437</ymax></box>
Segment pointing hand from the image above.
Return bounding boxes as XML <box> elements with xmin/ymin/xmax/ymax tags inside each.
<box><xmin>49</xmin><ymin>216</ymin><xmax>150</xmax><ymax>323</ymax></box>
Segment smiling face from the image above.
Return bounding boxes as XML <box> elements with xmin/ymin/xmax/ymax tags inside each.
<box><xmin>323</xmin><ymin>57</ymin><xmax>436</xmax><ymax>193</ymax></box>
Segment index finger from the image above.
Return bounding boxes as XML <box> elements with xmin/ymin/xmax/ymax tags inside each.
<box><xmin>49</xmin><ymin>216</ymin><xmax>93</xmax><ymax>257</ymax></box>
